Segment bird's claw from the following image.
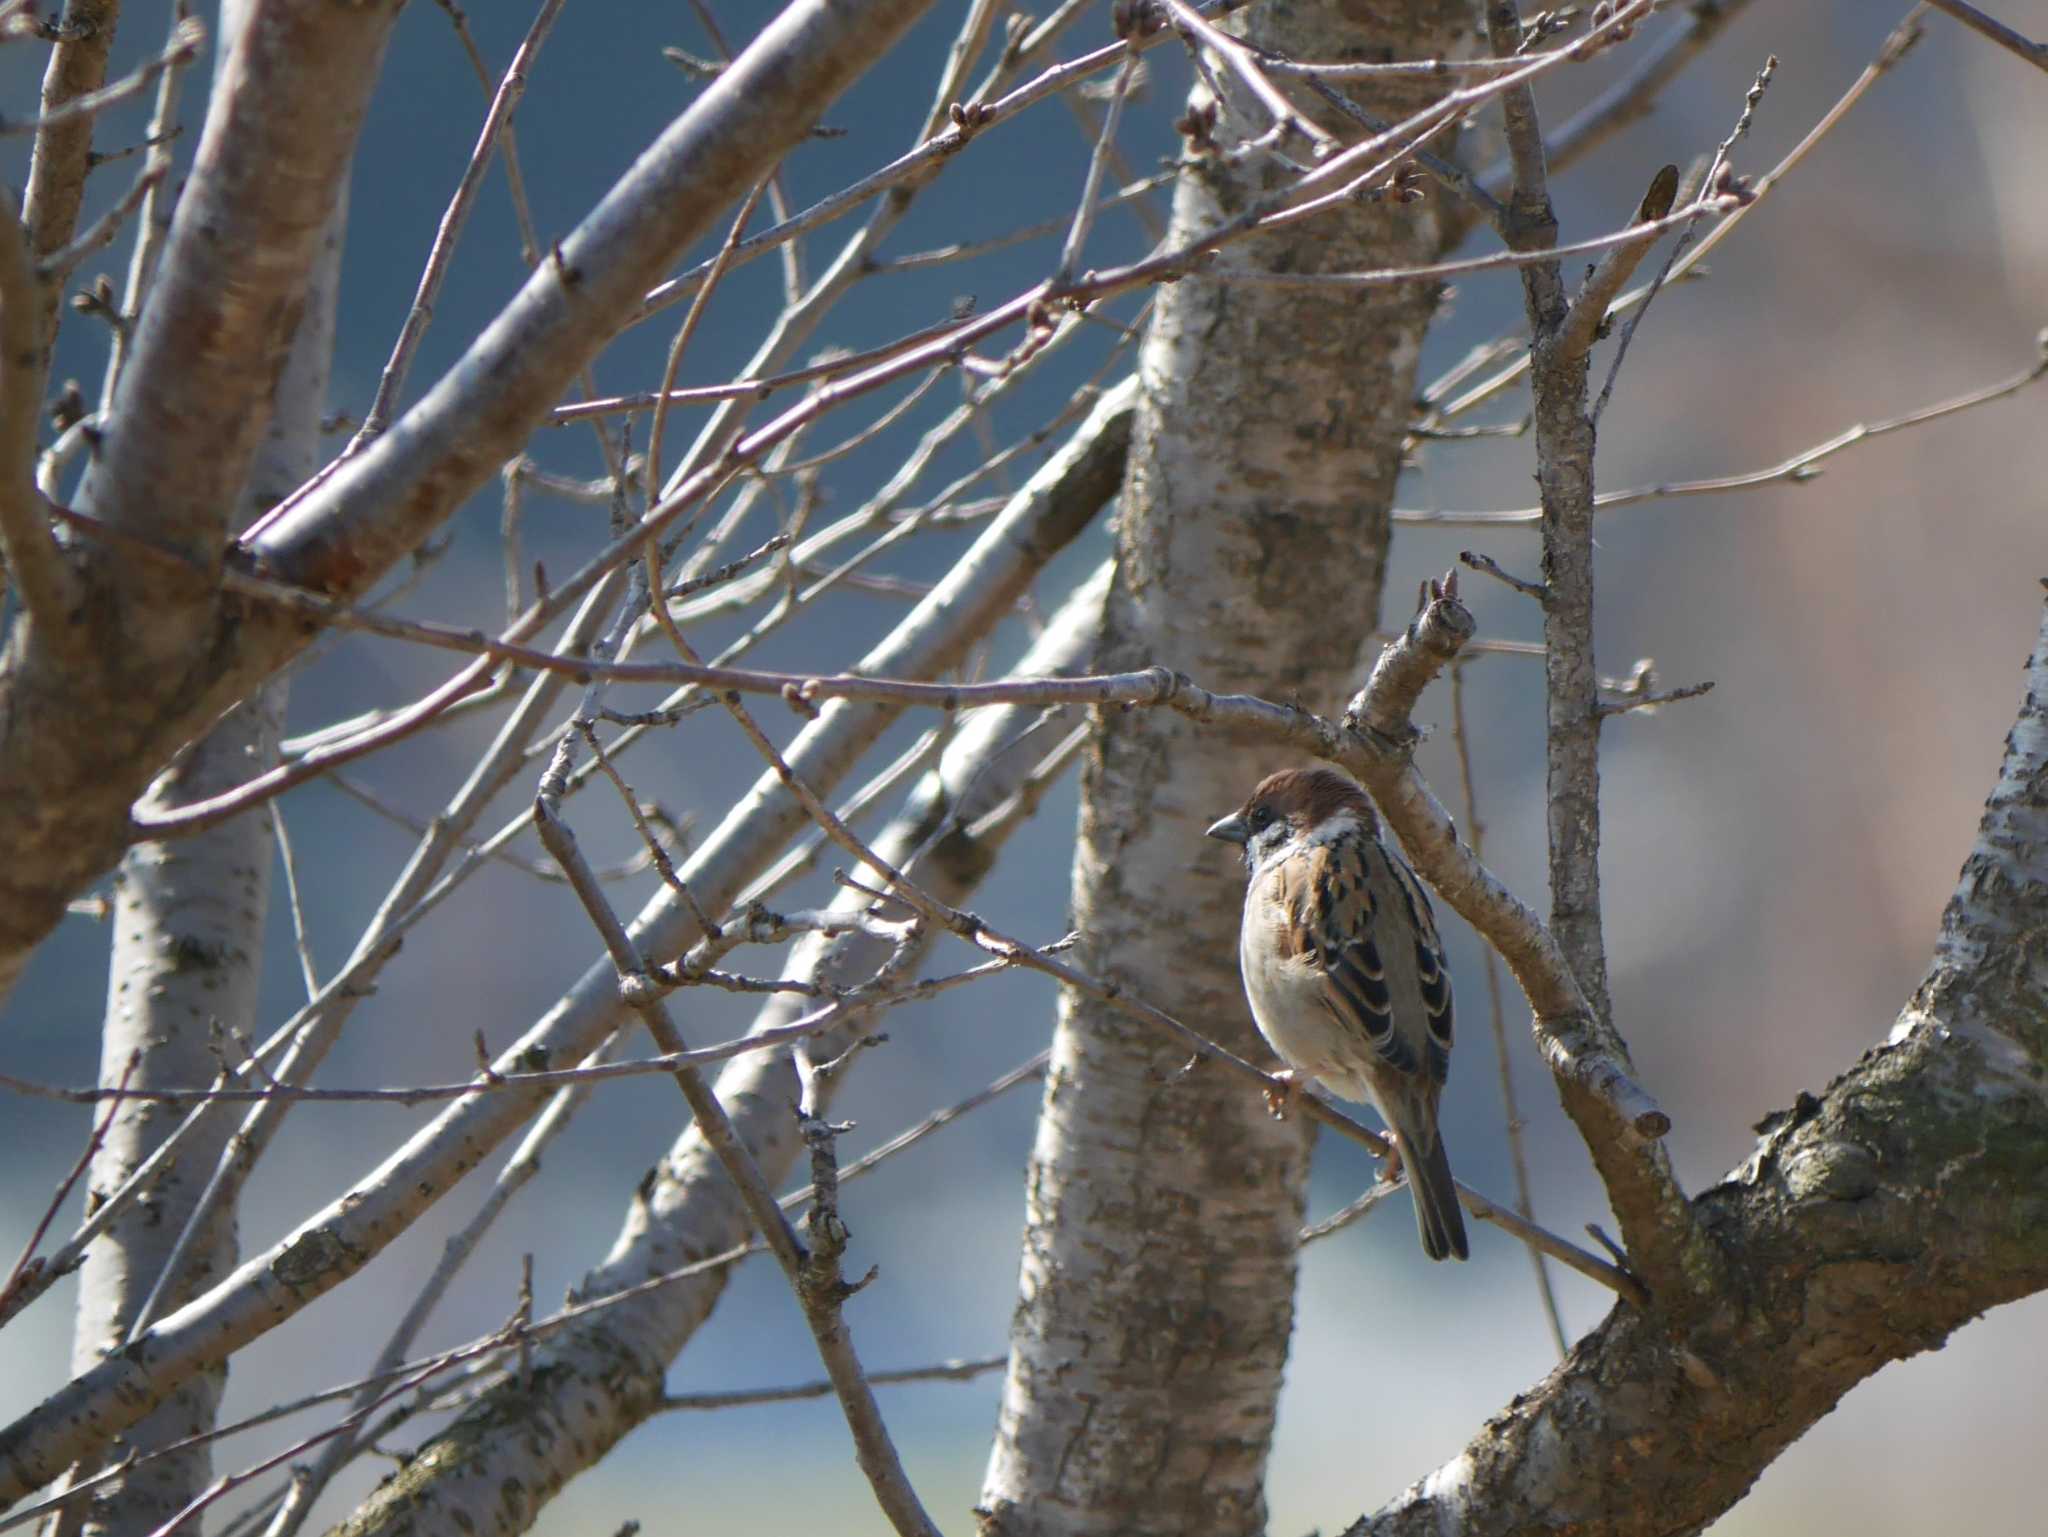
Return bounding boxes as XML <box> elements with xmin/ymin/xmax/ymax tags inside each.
<box><xmin>1263</xmin><ymin>1070</ymin><xmax>1304</xmax><ymax>1120</ymax></box>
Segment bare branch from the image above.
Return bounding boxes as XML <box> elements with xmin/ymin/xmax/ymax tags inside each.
<box><xmin>0</xmin><ymin>191</ymin><xmax>83</xmax><ymax>656</ymax></box>
<box><xmin>20</xmin><ymin>0</ymin><xmax>122</xmax><ymax>347</ymax></box>
<box><xmin>1050</xmin><ymin>51</ymin><xmax>1141</xmax><ymax>285</ymax></box>
<box><xmin>1555</xmin><ymin>161</ymin><xmax>1678</xmax><ymax>362</ymax></box>
<box><xmin>0</xmin><ymin>0</ymin><xmax>951</xmax><ymax>1001</ymax></box>
<box><xmin>97</xmin><ymin>2</ymin><xmax>202</xmax><ymax>410</ymax></box>
<box><xmin>1533</xmin><ymin>0</ymin><xmax>1760</xmax><ymax>180</ymax></box>
<box><xmin>1450</xmin><ymin>663</ymin><xmax>1569</xmax><ymax>1359</ymax></box>
<box><xmin>10</xmin><ymin>15</ymin><xmax>202</xmax><ymax>142</ymax></box>
<box><xmin>1194</xmin><ymin>189</ymin><xmax>1737</xmax><ymax>292</ymax></box>
<box><xmin>1478</xmin><ymin>0</ymin><xmax>1704</xmax><ymax>1296</ymax></box>
<box><xmin>1924</xmin><ymin>0</ymin><xmax>2047</xmax><ymax>71</ymax></box>
<box><xmin>530</xmin><ymin>787</ymin><xmax>943</xmax><ymax>1537</ymax></box>
<box><xmin>1395</xmin><ymin>336</ymin><xmax>2048</xmax><ymax>526</ymax></box>
<box><xmin>1158</xmin><ymin>0</ymin><xmax>1335</xmax><ymax>157</ymax></box>
<box><xmin>1348</xmin><ymin>601</ymin><xmax>2048</xmax><ymax>1537</ymax></box>
<box><xmin>0</xmin><ymin>1053</ymin><xmax>136</xmax><ymax>1328</ymax></box>
<box><xmin>36</xmin><ymin>153</ymin><xmax>170</xmax><ymax>281</ymax></box>
<box><xmin>0</xmin><ymin>0</ymin><xmax>402</xmax><ymax>1000</ymax></box>
<box><xmin>351</xmin><ymin>0</ymin><xmax>565</xmax><ymax>447</ymax></box>
<box><xmin>1434</xmin><ymin>12</ymin><xmax>1928</xmax><ymax>434</ymax></box>
<box><xmin>0</xmin><ymin>388</ymin><xmax>1128</xmax><ymax>1508</ymax></box>
<box><xmin>656</xmin><ymin>1354</ymin><xmax>1008</xmax><ymax>1413</ymax></box>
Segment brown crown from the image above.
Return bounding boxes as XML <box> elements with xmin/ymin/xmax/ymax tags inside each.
<box><xmin>1238</xmin><ymin>766</ymin><xmax>1375</xmax><ymax>828</ymax></box>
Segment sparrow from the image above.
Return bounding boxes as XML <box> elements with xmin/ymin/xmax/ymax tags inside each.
<box><xmin>1207</xmin><ymin>766</ymin><xmax>1468</xmax><ymax>1261</ymax></box>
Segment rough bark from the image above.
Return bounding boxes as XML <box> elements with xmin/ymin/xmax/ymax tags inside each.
<box><xmin>1348</xmin><ymin>601</ymin><xmax>2048</xmax><ymax>1537</ymax></box>
<box><xmin>979</xmin><ymin>5</ymin><xmax>1477</xmax><ymax>1533</ymax></box>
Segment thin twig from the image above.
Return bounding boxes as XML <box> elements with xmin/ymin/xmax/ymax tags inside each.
<box><xmin>0</xmin><ymin>1053</ymin><xmax>138</xmax><ymax>1324</ymax></box>
<box><xmin>657</xmin><ymin>1354</ymin><xmax>1007</xmax><ymax>1412</ymax></box>
<box><xmin>1451</xmin><ymin>664</ymin><xmax>1568</xmax><ymax>1358</ymax></box>
<box><xmin>1195</xmin><ymin>190</ymin><xmax>1738</xmax><ymax>293</ymax></box>
<box><xmin>645</xmin><ymin>178</ymin><xmax>770</xmax><ymax>515</ymax></box>
<box><xmin>1158</xmin><ymin>0</ymin><xmax>1334</xmax><ymax>156</ymax></box>
<box><xmin>1297</xmin><ymin>1182</ymin><xmax>1401</xmax><ymax>1245</ymax></box>
<box><xmin>97</xmin><ymin>1</ymin><xmax>196</xmax><ymax>410</ymax></box>
<box><xmin>1923</xmin><ymin>0</ymin><xmax>2047</xmax><ymax>71</ymax></box>
<box><xmin>1459</xmin><ymin>548</ymin><xmax>1546</xmax><ymax>599</ymax></box>
<box><xmin>4</xmin><ymin>15</ymin><xmax>203</xmax><ymax>138</ymax></box>
<box><xmin>0</xmin><ymin>191</ymin><xmax>83</xmax><ymax>657</ymax></box>
<box><xmin>37</xmin><ymin>155</ymin><xmax>171</xmax><ymax>280</ymax></box>
<box><xmin>1591</xmin><ymin>61</ymin><xmax>1773</xmax><ymax>420</ymax></box>
<box><xmin>267</xmin><ymin>802</ymin><xmax>320</xmax><ymax>1001</ymax></box>
<box><xmin>530</xmin><ymin>768</ymin><xmax>945</xmax><ymax>1537</ymax></box>
<box><xmin>351</xmin><ymin>0</ymin><xmax>565</xmax><ymax>448</ymax></box>
<box><xmin>1396</xmin><ymin>340</ymin><xmax>2048</xmax><ymax>527</ymax></box>
<box><xmin>1051</xmin><ymin>51</ymin><xmax>1140</xmax><ymax>285</ymax></box>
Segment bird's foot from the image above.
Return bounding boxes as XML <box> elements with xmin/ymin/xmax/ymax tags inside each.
<box><xmin>1263</xmin><ymin>1070</ymin><xmax>1306</xmax><ymax>1120</ymax></box>
<box><xmin>1376</xmin><ymin>1138</ymin><xmax>1406</xmax><ymax>1185</ymax></box>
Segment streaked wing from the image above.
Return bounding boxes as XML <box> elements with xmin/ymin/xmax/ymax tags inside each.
<box><xmin>1273</xmin><ymin>833</ymin><xmax>1451</xmax><ymax>1084</ymax></box>
<box><xmin>1381</xmin><ymin>843</ymin><xmax>1454</xmax><ymax>1084</ymax></box>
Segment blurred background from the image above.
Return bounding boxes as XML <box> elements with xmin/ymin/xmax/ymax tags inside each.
<box><xmin>2</xmin><ymin>1</ymin><xmax>2045</xmax><ymax>1533</ymax></box>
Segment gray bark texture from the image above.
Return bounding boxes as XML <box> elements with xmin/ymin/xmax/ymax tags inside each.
<box><xmin>63</xmin><ymin>185</ymin><xmax>344</xmax><ymax>1537</ymax></box>
<box><xmin>1348</xmin><ymin>601</ymin><xmax>2048</xmax><ymax>1537</ymax></box>
<box><xmin>64</xmin><ymin>688</ymin><xmax>276</xmax><ymax>1537</ymax></box>
<box><xmin>979</xmin><ymin>4</ymin><xmax>1478</xmax><ymax>1533</ymax></box>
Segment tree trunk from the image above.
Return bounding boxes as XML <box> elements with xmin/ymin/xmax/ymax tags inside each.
<box><xmin>63</xmin><ymin>189</ymin><xmax>344</xmax><ymax>1537</ymax></box>
<box><xmin>979</xmin><ymin>5</ymin><xmax>1477</xmax><ymax>1533</ymax></box>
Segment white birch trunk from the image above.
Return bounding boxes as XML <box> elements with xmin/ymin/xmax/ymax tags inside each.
<box><xmin>980</xmin><ymin>4</ymin><xmax>1478</xmax><ymax>1532</ymax></box>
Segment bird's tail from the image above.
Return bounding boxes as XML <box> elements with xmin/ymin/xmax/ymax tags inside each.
<box><xmin>1398</xmin><ymin>1126</ymin><xmax>1469</xmax><ymax>1262</ymax></box>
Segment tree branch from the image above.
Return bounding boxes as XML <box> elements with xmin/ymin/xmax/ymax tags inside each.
<box><xmin>1924</xmin><ymin>0</ymin><xmax>2047</xmax><ymax>71</ymax></box>
<box><xmin>1346</xmin><ymin>597</ymin><xmax>2048</xmax><ymax>1537</ymax></box>
<box><xmin>0</xmin><ymin>0</ymin><xmax>402</xmax><ymax>1001</ymax></box>
<box><xmin>0</xmin><ymin>392</ymin><xmax>1127</xmax><ymax>1511</ymax></box>
<box><xmin>530</xmin><ymin>785</ymin><xmax>942</xmax><ymax>1537</ymax></box>
<box><xmin>1483</xmin><ymin>0</ymin><xmax>1706</xmax><ymax>1300</ymax></box>
<box><xmin>0</xmin><ymin>0</ymin><xmax>950</xmax><ymax>1004</ymax></box>
<box><xmin>0</xmin><ymin>193</ymin><xmax>82</xmax><ymax>657</ymax></box>
<box><xmin>19</xmin><ymin>0</ymin><xmax>122</xmax><ymax>349</ymax></box>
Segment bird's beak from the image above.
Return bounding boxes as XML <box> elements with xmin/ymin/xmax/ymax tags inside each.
<box><xmin>1205</xmin><ymin>813</ymin><xmax>1249</xmax><ymax>846</ymax></box>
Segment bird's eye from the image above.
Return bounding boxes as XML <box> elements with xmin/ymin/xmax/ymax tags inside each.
<box><xmin>1249</xmin><ymin>806</ymin><xmax>1273</xmax><ymax>829</ymax></box>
